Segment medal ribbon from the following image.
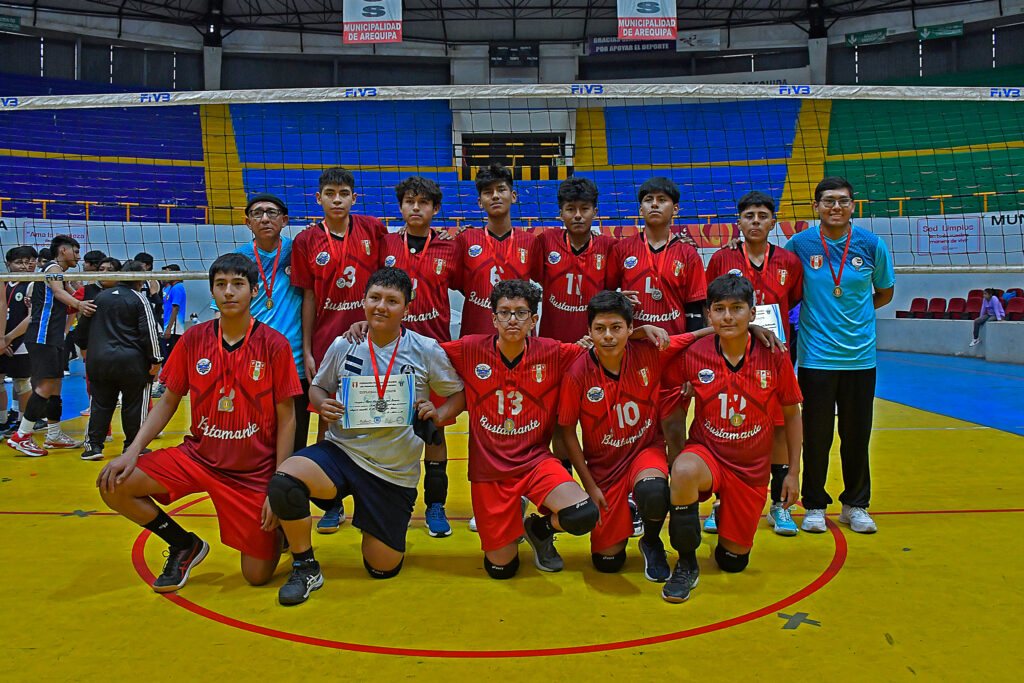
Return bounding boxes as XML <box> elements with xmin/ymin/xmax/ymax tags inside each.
<box><xmin>367</xmin><ymin>333</ymin><xmax>402</xmax><ymax>403</ymax></box>
<box><xmin>321</xmin><ymin>220</ymin><xmax>352</xmax><ymax>305</ymax></box>
<box><xmin>595</xmin><ymin>347</ymin><xmax>626</xmax><ymax>439</ymax></box>
<box><xmin>402</xmin><ymin>229</ymin><xmax>434</xmax><ymax>285</ymax></box>
<box><xmin>252</xmin><ymin>240</ymin><xmax>282</xmax><ymax>303</ymax></box>
<box><xmin>485</xmin><ymin>227</ymin><xmax>514</xmax><ymax>278</ymax></box>
<box><xmin>818</xmin><ymin>227</ymin><xmax>852</xmax><ymax>293</ymax></box>
<box><xmin>216</xmin><ymin>317</ymin><xmax>255</xmax><ymax>395</ymax></box>
<box><xmin>641</xmin><ymin>230</ymin><xmax>672</xmax><ymax>297</ymax></box>
<box><xmin>565</xmin><ymin>232</ymin><xmax>592</xmax><ymax>302</ymax></box>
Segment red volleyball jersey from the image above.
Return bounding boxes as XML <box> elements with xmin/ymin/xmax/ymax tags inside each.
<box><xmin>291</xmin><ymin>215</ymin><xmax>387</xmax><ymax>364</ymax></box>
<box><xmin>557</xmin><ymin>337</ymin><xmax>695</xmax><ymax>489</ymax></box>
<box><xmin>705</xmin><ymin>244</ymin><xmax>804</xmax><ymax>340</ymax></box>
<box><xmin>381</xmin><ymin>230</ymin><xmax>461</xmax><ymax>342</ymax></box>
<box><xmin>606</xmin><ymin>233</ymin><xmax>706</xmax><ymax>334</ymax></box>
<box><xmin>455</xmin><ymin>227</ymin><xmax>541</xmax><ymax>336</ymax></box>
<box><xmin>678</xmin><ymin>334</ymin><xmax>801</xmax><ymax>487</ymax></box>
<box><xmin>160</xmin><ymin>320</ymin><xmax>302</xmax><ymax>491</ymax></box>
<box><xmin>442</xmin><ymin>334</ymin><xmax>583</xmax><ymax>482</ymax></box>
<box><xmin>534</xmin><ymin>229</ymin><xmax>616</xmax><ymax>343</ymax></box>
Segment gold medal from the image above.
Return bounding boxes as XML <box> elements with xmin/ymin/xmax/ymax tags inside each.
<box><xmin>833</xmin><ymin>286</ymin><xmax>843</xmax><ymax>298</ymax></box>
<box><xmin>730</xmin><ymin>413</ymin><xmax>745</xmax><ymax>427</ymax></box>
<box><xmin>265</xmin><ymin>298</ymin><xmax>274</xmax><ymax>309</ymax></box>
<box><xmin>503</xmin><ymin>418</ymin><xmax>516</xmax><ymax>432</ymax></box>
<box><xmin>218</xmin><ymin>388</ymin><xmax>235</xmax><ymax>412</ymax></box>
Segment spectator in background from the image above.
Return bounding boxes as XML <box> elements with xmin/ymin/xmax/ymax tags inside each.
<box><xmin>152</xmin><ymin>264</ymin><xmax>185</xmax><ymax>399</ymax></box>
<box><xmin>36</xmin><ymin>248</ymin><xmax>51</xmax><ymax>271</ymax></box>
<box><xmin>134</xmin><ymin>252</ymin><xmax>164</xmax><ymax>397</ymax></box>
<box><xmin>970</xmin><ymin>288</ymin><xmax>1004</xmax><ymax>347</ymax></box>
<box><xmin>0</xmin><ymin>246</ymin><xmax>38</xmax><ymax>436</ymax></box>
<box><xmin>65</xmin><ymin>250</ymin><xmax>105</xmax><ymax>366</ymax></box>
<box><xmin>75</xmin><ymin>257</ymin><xmax>121</xmax><ymax>418</ymax></box>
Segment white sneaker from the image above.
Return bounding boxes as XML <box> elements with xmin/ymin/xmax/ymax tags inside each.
<box><xmin>801</xmin><ymin>508</ymin><xmax>827</xmax><ymax>533</ymax></box>
<box><xmin>468</xmin><ymin>516</ymin><xmax>478</xmax><ymax>532</ymax></box>
<box><xmin>42</xmin><ymin>430</ymin><xmax>85</xmax><ymax>449</ymax></box>
<box><xmin>838</xmin><ymin>505</ymin><xmax>877</xmax><ymax>534</ymax></box>
<box><xmin>969</xmin><ymin>338</ymin><xmax>981</xmax><ymax>347</ymax></box>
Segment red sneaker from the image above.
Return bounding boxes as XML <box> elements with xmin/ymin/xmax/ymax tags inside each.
<box><xmin>7</xmin><ymin>431</ymin><xmax>48</xmax><ymax>457</ymax></box>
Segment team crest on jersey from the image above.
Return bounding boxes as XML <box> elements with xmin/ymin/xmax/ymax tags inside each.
<box><xmin>250</xmin><ymin>361</ymin><xmax>265</xmax><ymax>381</ymax></box>
<box><xmin>673</xmin><ymin>260</ymin><xmax>683</xmax><ymax>276</ymax></box>
<box><xmin>758</xmin><ymin>369</ymin><xmax>771</xmax><ymax>389</ymax></box>
<box><xmin>594</xmin><ymin>254</ymin><xmax>604</xmax><ymax>270</ymax></box>
<box><xmin>14</xmin><ymin>292</ymin><xmax>22</xmax><ymax>302</ymax></box>
<box><xmin>434</xmin><ymin>258</ymin><xmax>445</xmax><ymax>275</ymax></box>
<box><xmin>384</xmin><ymin>254</ymin><xmax>397</xmax><ymax>267</ymax></box>
<box><xmin>624</xmin><ymin>255</ymin><xmax>639</xmax><ymax>270</ymax></box>
<box><xmin>547</xmin><ymin>251</ymin><xmax>561</xmax><ymax>265</ymax></box>
<box><xmin>778</xmin><ymin>269</ymin><xmax>787</xmax><ymax>285</ymax></box>
<box><xmin>468</xmin><ymin>244</ymin><xmax>484</xmax><ymax>258</ymax></box>
<box><xmin>698</xmin><ymin>368</ymin><xmax>715</xmax><ymax>384</ymax></box>
<box><xmin>728</xmin><ymin>268</ymin><xmax>742</xmax><ymax>277</ymax></box>
<box><xmin>519</xmin><ymin>248</ymin><xmax>528</xmax><ymax>264</ymax></box>
<box><xmin>586</xmin><ymin>386</ymin><xmax>605</xmax><ymax>402</ymax></box>
<box><xmin>851</xmin><ymin>256</ymin><xmax>864</xmax><ymax>268</ymax></box>
<box><xmin>533</xmin><ymin>364</ymin><xmax>546</xmax><ymax>382</ymax></box>
<box><xmin>316</xmin><ymin>251</ymin><xmax>330</xmax><ymax>266</ymax></box>
<box><xmin>639</xmin><ymin>367</ymin><xmax>650</xmax><ymax>386</ymax></box>
<box><xmin>196</xmin><ymin>358</ymin><xmax>212</xmax><ymax>375</ymax></box>
<box><xmin>475</xmin><ymin>363</ymin><xmax>492</xmax><ymax>380</ymax></box>
<box><xmin>362</xmin><ymin>240</ymin><xmax>371</xmax><ymax>256</ymax></box>
<box><xmin>810</xmin><ymin>255</ymin><xmax>823</xmax><ymax>270</ymax></box>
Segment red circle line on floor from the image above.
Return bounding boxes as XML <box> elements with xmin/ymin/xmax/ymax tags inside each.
<box><xmin>131</xmin><ymin>496</ymin><xmax>848</xmax><ymax>658</ymax></box>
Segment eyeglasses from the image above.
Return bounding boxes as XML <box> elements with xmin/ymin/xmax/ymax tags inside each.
<box><xmin>495</xmin><ymin>309</ymin><xmax>532</xmax><ymax>322</ymax></box>
<box><xmin>818</xmin><ymin>197</ymin><xmax>854</xmax><ymax>208</ymax></box>
<box><xmin>247</xmin><ymin>208</ymin><xmax>283</xmax><ymax>218</ymax></box>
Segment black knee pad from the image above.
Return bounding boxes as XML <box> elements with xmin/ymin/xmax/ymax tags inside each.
<box><xmin>668</xmin><ymin>505</ymin><xmax>701</xmax><ymax>553</ymax></box>
<box><xmin>633</xmin><ymin>476</ymin><xmax>670</xmax><ymax>521</ymax></box>
<box><xmin>557</xmin><ymin>499</ymin><xmax>599</xmax><ymax>536</ymax></box>
<box><xmin>267</xmin><ymin>472</ymin><xmax>311</xmax><ymax>521</ymax></box>
<box><xmin>46</xmin><ymin>396</ymin><xmax>62</xmax><ymax>421</ymax></box>
<box><xmin>715</xmin><ymin>544</ymin><xmax>750</xmax><ymax>573</ymax></box>
<box><xmin>591</xmin><ymin>550</ymin><xmax>627</xmax><ymax>573</ymax></box>
<box><xmin>423</xmin><ymin>460</ymin><xmax>448</xmax><ymax>506</ymax></box>
<box><xmin>25</xmin><ymin>391</ymin><xmax>48</xmax><ymax>421</ymax></box>
<box><xmin>484</xmin><ymin>555</ymin><xmax>520</xmax><ymax>580</ymax></box>
<box><xmin>364</xmin><ymin>557</ymin><xmax>403</xmax><ymax>579</ymax></box>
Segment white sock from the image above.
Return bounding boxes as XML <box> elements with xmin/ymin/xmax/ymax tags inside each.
<box><xmin>46</xmin><ymin>421</ymin><xmax>61</xmax><ymax>440</ymax></box>
<box><xmin>17</xmin><ymin>416</ymin><xmax>34</xmax><ymax>436</ymax></box>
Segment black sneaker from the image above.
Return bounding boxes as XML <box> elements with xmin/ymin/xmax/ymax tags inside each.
<box><xmin>638</xmin><ymin>537</ymin><xmax>671</xmax><ymax>582</ymax></box>
<box><xmin>522</xmin><ymin>513</ymin><xmax>563</xmax><ymax>572</ymax></box>
<box><xmin>80</xmin><ymin>444</ymin><xmax>104</xmax><ymax>461</ymax></box>
<box><xmin>279</xmin><ymin>559</ymin><xmax>324</xmax><ymax>605</ymax></box>
<box><xmin>661</xmin><ymin>561</ymin><xmax>700</xmax><ymax>603</ymax></box>
<box><xmin>152</xmin><ymin>534</ymin><xmax>209</xmax><ymax>593</ymax></box>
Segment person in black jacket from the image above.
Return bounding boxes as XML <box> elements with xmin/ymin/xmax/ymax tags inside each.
<box><xmin>77</xmin><ymin>260</ymin><xmax>162</xmax><ymax>461</ymax></box>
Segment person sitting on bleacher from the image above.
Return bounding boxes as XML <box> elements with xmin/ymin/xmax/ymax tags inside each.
<box><xmin>969</xmin><ymin>288</ymin><xmax>1004</xmax><ymax>347</ymax></box>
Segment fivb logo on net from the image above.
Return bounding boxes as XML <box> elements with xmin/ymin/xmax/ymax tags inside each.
<box><xmin>990</xmin><ymin>88</ymin><xmax>1021</xmax><ymax>98</ymax></box>
<box><xmin>0</xmin><ymin>97</ymin><xmax>18</xmax><ymax>108</ymax></box>
<box><xmin>140</xmin><ymin>92</ymin><xmax>171</xmax><ymax>103</ymax></box>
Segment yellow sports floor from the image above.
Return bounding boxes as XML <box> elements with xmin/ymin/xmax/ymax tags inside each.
<box><xmin>2</xmin><ymin>397</ymin><xmax>1021</xmax><ymax>680</ymax></box>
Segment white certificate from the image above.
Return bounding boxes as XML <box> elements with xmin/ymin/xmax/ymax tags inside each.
<box><xmin>753</xmin><ymin>303</ymin><xmax>786</xmax><ymax>343</ymax></box>
<box><xmin>339</xmin><ymin>374</ymin><xmax>416</xmax><ymax>428</ymax></box>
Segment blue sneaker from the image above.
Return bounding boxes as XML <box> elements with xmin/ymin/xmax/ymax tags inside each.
<box><xmin>638</xmin><ymin>537</ymin><xmax>670</xmax><ymax>582</ymax></box>
<box><xmin>767</xmin><ymin>503</ymin><xmax>799</xmax><ymax>536</ymax></box>
<box><xmin>703</xmin><ymin>503</ymin><xmax>719</xmax><ymax>534</ymax></box>
<box><xmin>316</xmin><ymin>503</ymin><xmax>346</xmax><ymax>534</ymax></box>
<box><xmin>425</xmin><ymin>502</ymin><xmax>452</xmax><ymax>537</ymax></box>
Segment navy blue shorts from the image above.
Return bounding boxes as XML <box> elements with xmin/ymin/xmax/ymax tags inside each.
<box><xmin>297</xmin><ymin>440</ymin><xmax>417</xmax><ymax>553</ymax></box>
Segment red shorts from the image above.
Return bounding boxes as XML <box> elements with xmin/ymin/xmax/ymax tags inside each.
<box><xmin>687</xmin><ymin>444</ymin><xmax>767</xmax><ymax>549</ymax></box>
<box><xmin>471</xmin><ymin>457</ymin><xmax>575</xmax><ymax>552</ymax></box>
<box><xmin>659</xmin><ymin>384</ymin><xmax>691</xmax><ymax>421</ymax></box>
<box><xmin>590</xmin><ymin>447</ymin><xmax>668</xmax><ymax>552</ymax></box>
<box><xmin>137</xmin><ymin>446</ymin><xmax>276</xmax><ymax>561</ymax></box>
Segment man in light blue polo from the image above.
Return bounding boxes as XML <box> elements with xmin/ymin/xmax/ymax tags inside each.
<box><xmin>785</xmin><ymin>177</ymin><xmax>895</xmax><ymax>535</ymax></box>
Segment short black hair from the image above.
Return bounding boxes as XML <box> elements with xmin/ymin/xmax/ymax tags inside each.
<box><xmin>50</xmin><ymin>234</ymin><xmax>80</xmax><ymax>255</ymax></box>
<box><xmin>118</xmin><ymin>259</ymin><xmax>145</xmax><ymax>286</ymax></box>
<box><xmin>475</xmin><ymin>163</ymin><xmax>514</xmax><ymax>195</ymax></box>
<box><xmin>814</xmin><ymin>176</ymin><xmax>855</xmax><ymax>202</ymax></box>
<box><xmin>209</xmin><ymin>253</ymin><xmax>259</xmax><ymax>290</ymax></box>
<box><xmin>162</xmin><ymin>264</ymin><xmax>182</xmax><ymax>272</ymax></box>
<box><xmin>245</xmin><ymin>192</ymin><xmax>288</xmax><ymax>215</ymax></box>
<box><xmin>490</xmin><ymin>279</ymin><xmax>541</xmax><ymax>314</ymax></box>
<box><xmin>97</xmin><ymin>257</ymin><xmax>122</xmax><ymax>271</ymax></box>
<box><xmin>395</xmin><ymin>176</ymin><xmax>443</xmax><ymax>206</ymax></box>
<box><xmin>365</xmin><ymin>266</ymin><xmax>413</xmax><ymax>304</ymax></box>
<box><xmin>319</xmin><ymin>166</ymin><xmax>356</xmax><ymax>192</ymax></box>
<box><xmin>557</xmin><ymin>176</ymin><xmax>599</xmax><ymax>208</ymax></box>
<box><xmin>984</xmin><ymin>287</ymin><xmax>998</xmax><ymax>296</ymax></box>
<box><xmin>83</xmin><ymin>250</ymin><xmax>107</xmax><ymax>267</ymax></box>
<box><xmin>587</xmin><ymin>290</ymin><xmax>633</xmax><ymax>327</ymax></box>
<box><xmin>134</xmin><ymin>252</ymin><xmax>154</xmax><ymax>267</ymax></box>
<box><xmin>637</xmin><ymin>177</ymin><xmax>680</xmax><ymax>204</ymax></box>
<box><xmin>706</xmin><ymin>273</ymin><xmax>755</xmax><ymax>308</ymax></box>
<box><xmin>6</xmin><ymin>246</ymin><xmax>37</xmax><ymax>262</ymax></box>
<box><xmin>737</xmin><ymin>190</ymin><xmax>776</xmax><ymax>216</ymax></box>
<box><xmin>38</xmin><ymin>248</ymin><xmax>52</xmax><ymax>261</ymax></box>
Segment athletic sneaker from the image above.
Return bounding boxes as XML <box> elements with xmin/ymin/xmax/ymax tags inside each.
<box><xmin>703</xmin><ymin>503</ymin><xmax>719</xmax><ymax>534</ymax></box>
<box><xmin>315</xmin><ymin>503</ymin><xmax>346</xmax><ymax>534</ymax></box>
<box><xmin>42</xmin><ymin>430</ymin><xmax>84</xmax><ymax>449</ymax></box>
<box><xmin>522</xmin><ymin>513</ymin><xmax>563</xmax><ymax>572</ymax></box>
<box><xmin>801</xmin><ymin>508</ymin><xmax>828</xmax><ymax>533</ymax></box>
<box><xmin>424</xmin><ymin>502</ymin><xmax>452</xmax><ymax>538</ymax></box>
<box><xmin>767</xmin><ymin>503</ymin><xmax>799</xmax><ymax>536</ymax></box>
<box><xmin>152</xmin><ymin>534</ymin><xmax>209</xmax><ymax>593</ymax></box>
<box><xmin>629</xmin><ymin>495</ymin><xmax>644</xmax><ymax>537</ymax></box>
<box><xmin>80</xmin><ymin>444</ymin><xmax>105</xmax><ymax>461</ymax></box>
<box><xmin>638</xmin><ymin>537</ymin><xmax>671</xmax><ymax>582</ymax></box>
<box><xmin>662</xmin><ymin>561</ymin><xmax>700</xmax><ymax>603</ymax></box>
<box><xmin>969</xmin><ymin>338</ymin><xmax>981</xmax><ymax>347</ymax></box>
<box><xmin>278</xmin><ymin>559</ymin><xmax>323</xmax><ymax>606</ymax></box>
<box><xmin>79</xmin><ymin>407</ymin><xmax>91</xmax><ymax>417</ymax></box>
<box><xmin>7</xmin><ymin>431</ymin><xmax>48</xmax><ymax>457</ymax></box>
<box><xmin>838</xmin><ymin>505</ymin><xmax>877</xmax><ymax>534</ymax></box>
<box><xmin>32</xmin><ymin>420</ymin><xmax>46</xmax><ymax>432</ymax></box>
<box><xmin>468</xmin><ymin>516</ymin><xmax>478</xmax><ymax>532</ymax></box>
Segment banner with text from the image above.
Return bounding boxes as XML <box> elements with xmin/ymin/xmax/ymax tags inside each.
<box><xmin>343</xmin><ymin>0</ymin><xmax>402</xmax><ymax>44</ymax></box>
<box><xmin>617</xmin><ymin>0</ymin><xmax>677</xmax><ymax>40</ymax></box>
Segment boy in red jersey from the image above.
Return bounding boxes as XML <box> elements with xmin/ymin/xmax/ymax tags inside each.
<box><xmin>455</xmin><ymin>163</ymin><xmax>541</xmax><ymax>336</ymax></box>
<box><xmin>559</xmin><ymin>291</ymin><xmax>708</xmax><ymax>581</ymax></box>
<box><xmin>704</xmin><ymin>191</ymin><xmax>804</xmax><ymax>536</ymax></box>
<box><xmin>96</xmin><ymin>254</ymin><xmax>302</xmax><ymax>594</ymax></box>
<box><xmin>662</xmin><ymin>274</ymin><xmax>802</xmax><ymax>603</ymax></box>
<box><xmin>606</xmin><ymin>177</ymin><xmax>707</xmax><ymax>459</ymax></box>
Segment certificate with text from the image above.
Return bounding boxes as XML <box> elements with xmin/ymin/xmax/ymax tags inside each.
<box><xmin>340</xmin><ymin>374</ymin><xmax>416</xmax><ymax>428</ymax></box>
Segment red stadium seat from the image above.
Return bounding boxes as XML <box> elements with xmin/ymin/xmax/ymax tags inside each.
<box><xmin>967</xmin><ymin>288</ymin><xmax>984</xmax><ymax>299</ymax></box>
<box><xmin>925</xmin><ymin>297</ymin><xmax>947</xmax><ymax>319</ymax></box>
<box><xmin>965</xmin><ymin>297</ymin><xmax>983</xmax><ymax>320</ymax></box>
<box><xmin>897</xmin><ymin>297</ymin><xmax>927</xmax><ymax>319</ymax></box>
<box><xmin>1007</xmin><ymin>287</ymin><xmax>1023</xmax><ymax>299</ymax></box>
<box><xmin>1005</xmin><ymin>297</ymin><xmax>1024</xmax><ymax>321</ymax></box>
<box><xmin>946</xmin><ymin>297</ymin><xmax>967</xmax><ymax>319</ymax></box>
